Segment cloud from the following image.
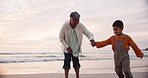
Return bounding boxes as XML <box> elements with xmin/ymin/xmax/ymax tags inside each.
<box><xmin>0</xmin><ymin>0</ymin><xmax>147</xmax><ymax>52</ymax></box>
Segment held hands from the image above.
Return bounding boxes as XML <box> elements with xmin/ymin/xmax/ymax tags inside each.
<box><xmin>90</xmin><ymin>39</ymin><xmax>96</xmax><ymax>47</ymax></box>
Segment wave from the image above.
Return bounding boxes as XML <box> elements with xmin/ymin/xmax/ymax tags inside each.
<box><xmin>0</xmin><ymin>52</ymin><xmax>61</xmax><ymax>55</ymax></box>
<box><xmin>0</xmin><ymin>51</ymin><xmax>148</xmax><ymax>63</ymax></box>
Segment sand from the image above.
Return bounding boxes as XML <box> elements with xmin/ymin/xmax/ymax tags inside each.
<box><xmin>0</xmin><ymin>60</ymin><xmax>148</xmax><ymax>78</ymax></box>
<box><xmin>1</xmin><ymin>72</ymin><xmax>148</xmax><ymax>78</ymax></box>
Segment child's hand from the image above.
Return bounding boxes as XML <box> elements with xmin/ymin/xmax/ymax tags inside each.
<box><xmin>138</xmin><ymin>56</ymin><xmax>143</xmax><ymax>59</ymax></box>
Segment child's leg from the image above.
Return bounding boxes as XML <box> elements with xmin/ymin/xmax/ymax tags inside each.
<box><xmin>122</xmin><ymin>56</ymin><xmax>133</xmax><ymax>78</ymax></box>
<box><xmin>114</xmin><ymin>59</ymin><xmax>124</xmax><ymax>78</ymax></box>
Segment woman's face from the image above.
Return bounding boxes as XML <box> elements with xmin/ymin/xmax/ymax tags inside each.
<box><xmin>113</xmin><ymin>26</ymin><xmax>123</xmax><ymax>36</ymax></box>
<box><xmin>70</xmin><ymin>18</ymin><xmax>79</xmax><ymax>28</ymax></box>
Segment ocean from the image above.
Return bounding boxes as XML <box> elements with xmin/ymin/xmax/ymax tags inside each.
<box><xmin>0</xmin><ymin>50</ymin><xmax>148</xmax><ymax>74</ymax></box>
<box><xmin>0</xmin><ymin>50</ymin><xmax>148</xmax><ymax>63</ymax></box>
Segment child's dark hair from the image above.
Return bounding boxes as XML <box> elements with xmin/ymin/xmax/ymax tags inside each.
<box><xmin>112</xmin><ymin>20</ymin><xmax>124</xmax><ymax>29</ymax></box>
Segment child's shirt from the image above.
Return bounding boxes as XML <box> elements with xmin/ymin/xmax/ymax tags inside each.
<box><xmin>96</xmin><ymin>34</ymin><xmax>144</xmax><ymax>58</ymax></box>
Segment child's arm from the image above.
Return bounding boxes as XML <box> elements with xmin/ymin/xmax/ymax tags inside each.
<box><xmin>96</xmin><ymin>37</ymin><xmax>112</xmax><ymax>48</ymax></box>
<box><xmin>127</xmin><ymin>36</ymin><xmax>144</xmax><ymax>58</ymax></box>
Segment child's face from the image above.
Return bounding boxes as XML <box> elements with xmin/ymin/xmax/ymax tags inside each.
<box><xmin>113</xmin><ymin>26</ymin><xmax>123</xmax><ymax>36</ymax></box>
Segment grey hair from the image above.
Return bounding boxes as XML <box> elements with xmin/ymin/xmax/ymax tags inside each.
<box><xmin>70</xmin><ymin>11</ymin><xmax>80</xmax><ymax>19</ymax></box>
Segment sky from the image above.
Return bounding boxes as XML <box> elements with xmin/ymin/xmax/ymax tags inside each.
<box><xmin>0</xmin><ymin>0</ymin><xmax>148</xmax><ymax>52</ymax></box>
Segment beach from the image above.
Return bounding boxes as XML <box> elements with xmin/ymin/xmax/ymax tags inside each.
<box><xmin>1</xmin><ymin>72</ymin><xmax>148</xmax><ymax>78</ymax></box>
<box><xmin>0</xmin><ymin>60</ymin><xmax>148</xmax><ymax>78</ymax></box>
<box><xmin>0</xmin><ymin>0</ymin><xmax>148</xmax><ymax>78</ymax></box>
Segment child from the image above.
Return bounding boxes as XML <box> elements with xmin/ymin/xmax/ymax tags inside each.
<box><xmin>95</xmin><ymin>20</ymin><xmax>144</xmax><ymax>78</ymax></box>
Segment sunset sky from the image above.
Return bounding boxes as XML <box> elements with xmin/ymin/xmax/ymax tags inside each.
<box><xmin>0</xmin><ymin>0</ymin><xmax>148</xmax><ymax>52</ymax></box>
